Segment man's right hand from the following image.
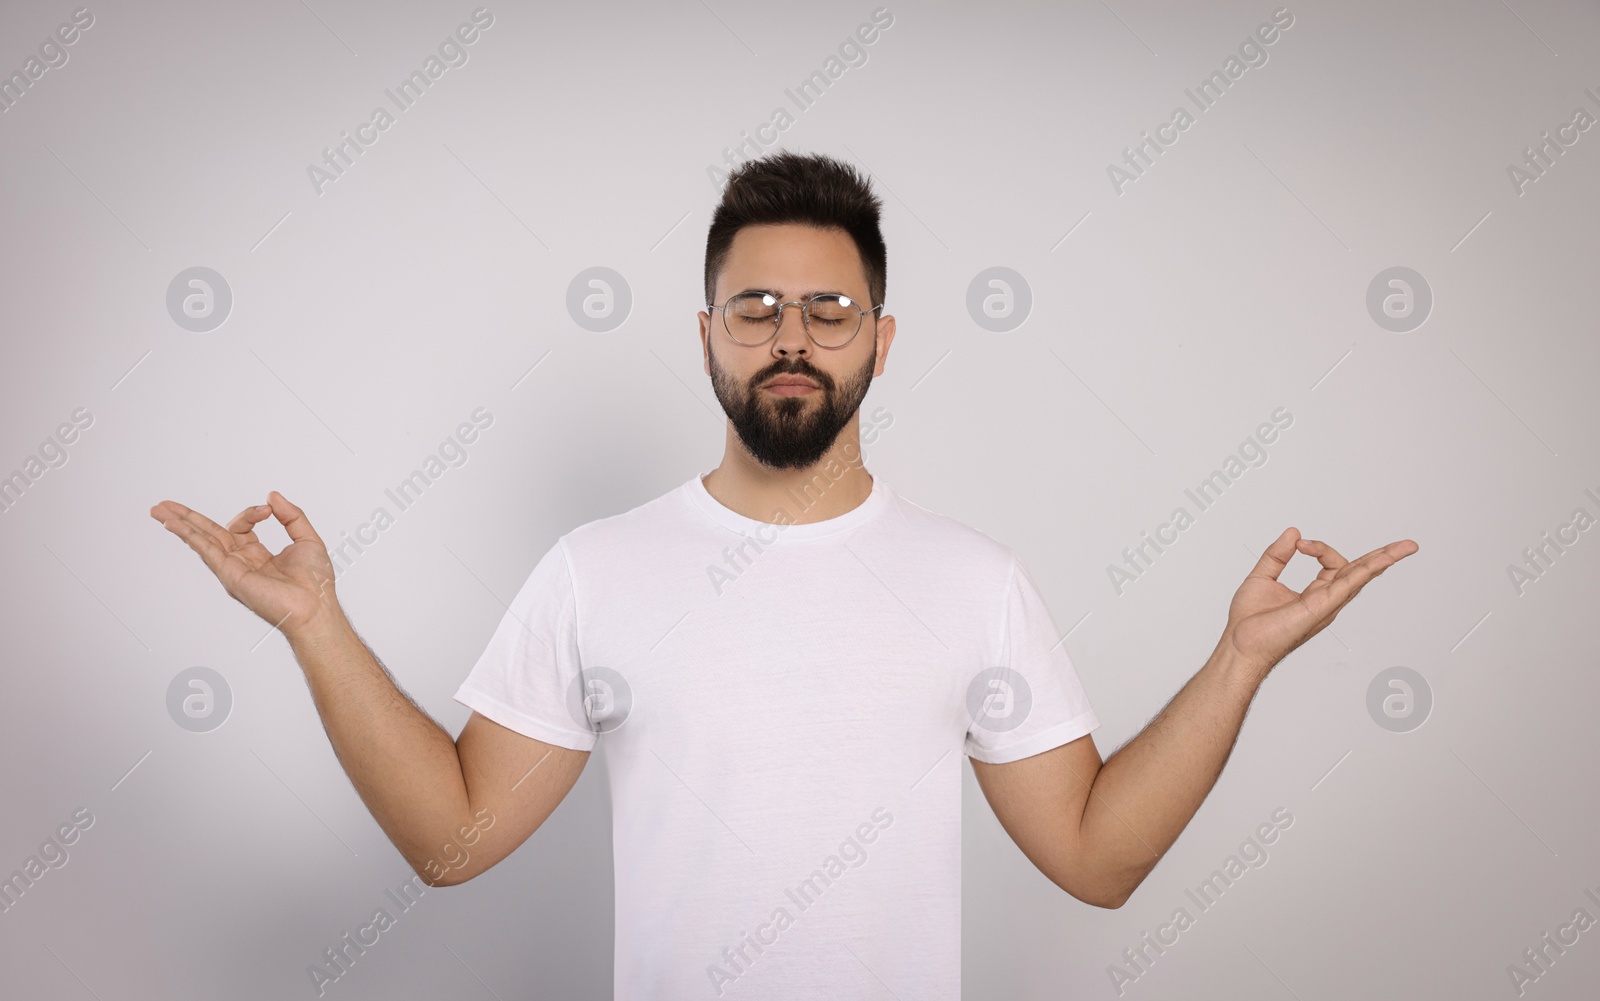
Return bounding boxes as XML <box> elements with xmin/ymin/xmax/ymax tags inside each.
<box><xmin>149</xmin><ymin>490</ymin><xmax>339</xmax><ymax>638</ymax></box>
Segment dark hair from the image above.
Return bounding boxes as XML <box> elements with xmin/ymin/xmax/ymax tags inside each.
<box><xmin>703</xmin><ymin>150</ymin><xmax>887</xmax><ymax>312</ymax></box>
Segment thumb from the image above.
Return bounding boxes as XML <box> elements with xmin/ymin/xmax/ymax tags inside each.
<box><xmin>266</xmin><ymin>490</ymin><xmax>324</xmax><ymax>546</ymax></box>
<box><xmin>1246</xmin><ymin>526</ymin><xmax>1301</xmax><ymax>583</ymax></box>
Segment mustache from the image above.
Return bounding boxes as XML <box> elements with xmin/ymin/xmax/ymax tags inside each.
<box><xmin>751</xmin><ymin>362</ymin><xmax>831</xmax><ymax>390</ymax></box>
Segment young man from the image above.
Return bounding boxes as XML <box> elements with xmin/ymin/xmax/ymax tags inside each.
<box><xmin>150</xmin><ymin>151</ymin><xmax>1416</xmax><ymax>998</ymax></box>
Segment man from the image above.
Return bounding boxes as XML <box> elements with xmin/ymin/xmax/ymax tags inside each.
<box><xmin>149</xmin><ymin>150</ymin><xmax>1417</xmax><ymax>998</ymax></box>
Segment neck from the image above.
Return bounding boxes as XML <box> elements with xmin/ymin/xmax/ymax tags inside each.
<box><xmin>702</xmin><ymin>420</ymin><xmax>872</xmax><ymax>525</ymax></box>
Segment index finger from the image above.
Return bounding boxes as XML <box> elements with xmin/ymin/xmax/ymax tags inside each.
<box><xmin>1296</xmin><ymin>538</ymin><xmax>1349</xmax><ymax>579</ymax></box>
<box><xmin>225</xmin><ymin>503</ymin><xmax>274</xmax><ymax>535</ymax></box>
<box><xmin>1297</xmin><ymin>538</ymin><xmax>1418</xmax><ymax>623</ymax></box>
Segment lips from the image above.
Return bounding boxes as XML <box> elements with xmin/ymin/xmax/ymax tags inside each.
<box><xmin>764</xmin><ymin>376</ymin><xmax>820</xmax><ymax>389</ymax></box>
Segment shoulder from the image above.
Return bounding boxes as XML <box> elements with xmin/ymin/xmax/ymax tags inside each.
<box><xmin>559</xmin><ymin>478</ymin><xmax>691</xmax><ymax>556</ymax></box>
<box><xmin>881</xmin><ymin>484</ymin><xmax>1019</xmax><ymax>581</ymax></box>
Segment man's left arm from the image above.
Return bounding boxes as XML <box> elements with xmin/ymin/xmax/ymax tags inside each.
<box><xmin>970</xmin><ymin>527</ymin><xmax>1418</xmax><ymax>909</ymax></box>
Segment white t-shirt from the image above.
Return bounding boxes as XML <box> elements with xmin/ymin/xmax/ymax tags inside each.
<box><xmin>454</xmin><ymin>471</ymin><xmax>1099</xmax><ymax>999</ymax></box>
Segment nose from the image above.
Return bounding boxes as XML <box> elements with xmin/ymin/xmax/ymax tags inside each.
<box><xmin>772</xmin><ymin>302</ymin><xmax>811</xmax><ymax>356</ymax></box>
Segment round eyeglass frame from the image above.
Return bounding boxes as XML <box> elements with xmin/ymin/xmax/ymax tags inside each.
<box><xmin>707</xmin><ymin>292</ymin><xmax>883</xmax><ymax>348</ymax></box>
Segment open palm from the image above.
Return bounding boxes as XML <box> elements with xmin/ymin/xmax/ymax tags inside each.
<box><xmin>149</xmin><ymin>490</ymin><xmax>336</xmax><ymax>633</ymax></box>
<box><xmin>1222</xmin><ymin>527</ymin><xmax>1419</xmax><ymax>674</ymax></box>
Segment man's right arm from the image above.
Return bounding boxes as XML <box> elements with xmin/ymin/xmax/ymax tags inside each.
<box><xmin>150</xmin><ymin>490</ymin><xmax>589</xmax><ymax>887</ymax></box>
<box><xmin>287</xmin><ymin>607</ymin><xmax>590</xmax><ymax>887</ymax></box>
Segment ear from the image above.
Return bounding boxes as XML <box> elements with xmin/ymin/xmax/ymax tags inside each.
<box><xmin>698</xmin><ymin>309</ymin><xmax>712</xmax><ymax>377</ymax></box>
<box><xmin>871</xmin><ymin>313</ymin><xmax>896</xmax><ymax>378</ymax></box>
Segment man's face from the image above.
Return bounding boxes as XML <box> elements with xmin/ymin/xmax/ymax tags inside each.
<box><xmin>699</xmin><ymin>223</ymin><xmax>894</xmax><ymax>470</ymax></box>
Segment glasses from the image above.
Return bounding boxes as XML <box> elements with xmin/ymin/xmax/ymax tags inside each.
<box><xmin>708</xmin><ymin>292</ymin><xmax>881</xmax><ymax>348</ymax></box>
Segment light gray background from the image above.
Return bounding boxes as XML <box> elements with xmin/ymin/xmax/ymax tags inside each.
<box><xmin>2</xmin><ymin>0</ymin><xmax>1596</xmax><ymax>998</ymax></box>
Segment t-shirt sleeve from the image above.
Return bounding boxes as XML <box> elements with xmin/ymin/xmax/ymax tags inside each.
<box><xmin>964</xmin><ymin>553</ymin><xmax>1100</xmax><ymax>764</ymax></box>
<box><xmin>452</xmin><ymin>537</ymin><xmax>599</xmax><ymax>752</ymax></box>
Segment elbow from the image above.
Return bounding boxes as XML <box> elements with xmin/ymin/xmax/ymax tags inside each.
<box><xmin>1081</xmin><ymin>854</ymin><xmax>1154</xmax><ymax>908</ymax></box>
<box><xmin>409</xmin><ymin>861</ymin><xmax>472</xmax><ymax>889</ymax></box>
<box><xmin>1099</xmin><ymin>871</ymin><xmax>1148</xmax><ymax>908</ymax></box>
<box><xmin>1074</xmin><ymin>876</ymin><xmax>1138</xmax><ymax>909</ymax></box>
<box><xmin>1094</xmin><ymin>888</ymin><xmax>1132</xmax><ymax>909</ymax></box>
<box><xmin>1054</xmin><ymin>873</ymin><xmax>1133</xmax><ymax>909</ymax></box>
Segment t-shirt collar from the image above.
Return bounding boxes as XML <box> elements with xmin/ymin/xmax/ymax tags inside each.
<box><xmin>685</xmin><ymin>469</ymin><xmax>888</xmax><ymax>541</ymax></box>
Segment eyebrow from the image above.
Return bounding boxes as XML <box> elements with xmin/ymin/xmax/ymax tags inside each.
<box><xmin>734</xmin><ymin>288</ymin><xmax>861</xmax><ymax>301</ymax></box>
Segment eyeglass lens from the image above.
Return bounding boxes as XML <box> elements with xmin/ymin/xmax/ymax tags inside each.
<box><xmin>724</xmin><ymin>293</ymin><xmax>863</xmax><ymax>346</ymax></box>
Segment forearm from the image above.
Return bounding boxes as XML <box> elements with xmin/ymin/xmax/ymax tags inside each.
<box><xmin>286</xmin><ymin>605</ymin><xmax>473</xmax><ymax>876</ymax></box>
<box><xmin>1079</xmin><ymin>637</ymin><xmax>1267</xmax><ymax>904</ymax></box>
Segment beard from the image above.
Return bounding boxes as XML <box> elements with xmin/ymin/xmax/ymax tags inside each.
<box><xmin>708</xmin><ymin>341</ymin><xmax>876</xmax><ymax>470</ymax></box>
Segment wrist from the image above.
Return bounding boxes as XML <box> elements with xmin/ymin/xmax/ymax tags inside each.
<box><xmin>1206</xmin><ymin>631</ymin><xmax>1274</xmax><ymax>690</ymax></box>
<box><xmin>284</xmin><ymin>600</ymin><xmax>353</xmax><ymax>654</ymax></box>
